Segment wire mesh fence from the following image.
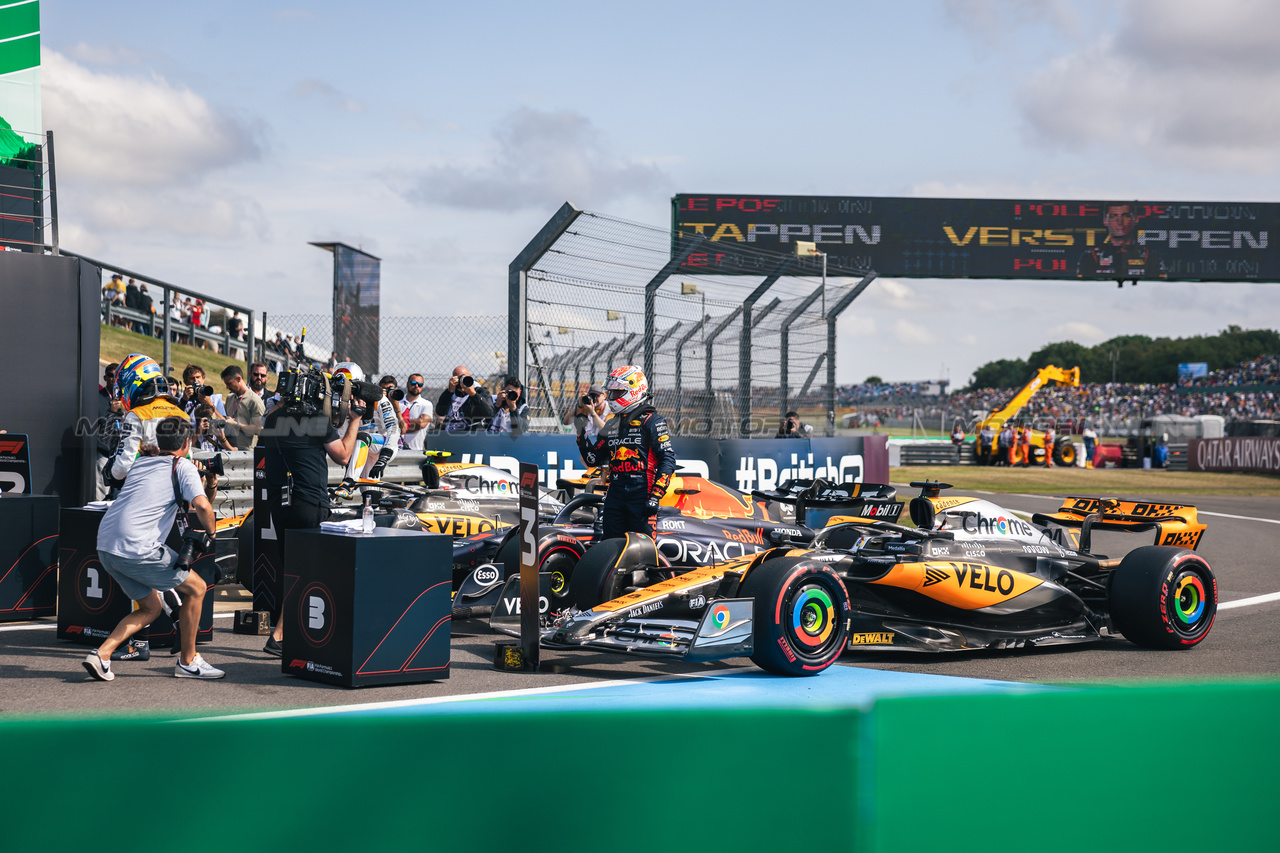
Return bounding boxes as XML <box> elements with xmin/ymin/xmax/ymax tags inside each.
<box><xmin>519</xmin><ymin>209</ymin><xmax>871</xmax><ymax>437</ymax></box>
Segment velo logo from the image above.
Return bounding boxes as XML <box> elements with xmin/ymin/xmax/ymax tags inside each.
<box><xmin>298</xmin><ymin>582</ymin><xmax>335</xmax><ymax>648</ymax></box>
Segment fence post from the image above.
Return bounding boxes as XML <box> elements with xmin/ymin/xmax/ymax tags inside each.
<box><xmin>704</xmin><ymin>307</ymin><xmax>743</xmax><ymax>437</ymax></box>
<box><xmin>643</xmin><ymin>234</ymin><xmax>705</xmax><ymax>380</ymax></box>
<box><xmin>508</xmin><ymin>202</ymin><xmax>581</xmax><ymax>388</ymax></box>
<box><xmin>674</xmin><ymin>318</ymin><xmax>708</xmax><ymax>435</ymax></box>
<box><xmin>162</xmin><ymin>285</ymin><xmax>172</xmax><ymax>377</ymax></box>
<box><xmin>737</xmin><ymin>258</ymin><xmax>793</xmax><ymax>438</ymax></box>
<box><xmin>778</xmin><ymin>285</ymin><xmax>825</xmax><ymax>422</ymax></box>
<box><xmin>45</xmin><ymin>130</ymin><xmax>59</xmax><ymax>255</ymax></box>
<box><xmin>823</xmin><ymin>272</ymin><xmax>877</xmax><ymax>436</ymax></box>
<box><xmin>247</xmin><ymin>311</ymin><xmax>256</xmax><ymax>369</ymax></box>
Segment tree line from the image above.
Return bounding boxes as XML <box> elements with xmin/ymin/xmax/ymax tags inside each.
<box><xmin>966</xmin><ymin>326</ymin><xmax>1280</xmax><ymax>390</ymax></box>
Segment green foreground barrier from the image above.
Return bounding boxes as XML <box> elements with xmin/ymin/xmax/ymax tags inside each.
<box><xmin>0</xmin><ymin>681</ymin><xmax>1274</xmax><ymax>852</ymax></box>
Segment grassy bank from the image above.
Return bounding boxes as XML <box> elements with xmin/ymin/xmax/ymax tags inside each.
<box><xmin>99</xmin><ymin>324</ymin><xmax>271</xmax><ymax>385</ymax></box>
<box><xmin>890</xmin><ymin>465</ymin><xmax>1280</xmax><ymax>496</ymax></box>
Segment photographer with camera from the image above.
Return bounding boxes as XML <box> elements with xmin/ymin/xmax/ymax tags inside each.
<box><xmin>83</xmin><ymin>417</ymin><xmax>223</xmax><ymax>681</ymax></box>
<box><xmin>775</xmin><ymin>410</ymin><xmax>812</xmax><ymax>439</ymax></box>
<box><xmin>179</xmin><ymin>364</ymin><xmax>225</xmax><ymax>420</ymax></box>
<box><xmin>436</xmin><ymin>365</ymin><xmax>495</xmax><ymax>433</ymax></box>
<box><xmin>379</xmin><ymin>375</ymin><xmax>409</xmax><ymax>435</ymax></box>
<box><xmin>487</xmin><ymin>376</ymin><xmax>529</xmax><ymax>435</ymax></box>
<box><xmin>258</xmin><ymin>365</ymin><xmax>368</xmax><ymax>656</ymax></box>
<box><xmin>194</xmin><ymin>403</ymin><xmax>233</xmax><ymax>502</ymax></box>
<box><xmin>571</xmin><ymin>383</ymin><xmax>609</xmax><ymax>438</ymax></box>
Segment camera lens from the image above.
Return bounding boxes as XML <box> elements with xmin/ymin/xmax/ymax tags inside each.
<box><xmin>460</xmin><ymin>375</ymin><xmax>475</xmax><ymax>388</ymax></box>
<box><xmin>505</xmin><ymin>390</ymin><xmax>519</xmax><ymax>401</ymax></box>
<box><xmin>581</xmin><ymin>395</ymin><xmax>592</xmax><ymax>406</ymax></box>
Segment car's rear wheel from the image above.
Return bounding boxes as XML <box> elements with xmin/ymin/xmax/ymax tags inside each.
<box><xmin>739</xmin><ymin>557</ymin><xmax>849</xmax><ymax>676</ymax></box>
<box><xmin>1109</xmin><ymin>546</ymin><xmax>1217</xmax><ymax>649</ymax></box>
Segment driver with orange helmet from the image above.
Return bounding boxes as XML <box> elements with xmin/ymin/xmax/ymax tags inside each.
<box><xmin>576</xmin><ymin>365</ymin><xmax>676</xmax><ymax>539</ymax></box>
<box><xmin>107</xmin><ymin>353</ymin><xmax>190</xmax><ymax>487</ymax></box>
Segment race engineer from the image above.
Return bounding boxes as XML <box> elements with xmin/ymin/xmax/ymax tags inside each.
<box><xmin>333</xmin><ymin>362</ymin><xmax>400</xmax><ymax>496</ymax></box>
<box><xmin>107</xmin><ymin>354</ymin><xmax>190</xmax><ymax>487</ymax></box>
<box><xmin>576</xmin><ymin>365</ymin><xmax>676</xmax><ymax>540</ymax></box>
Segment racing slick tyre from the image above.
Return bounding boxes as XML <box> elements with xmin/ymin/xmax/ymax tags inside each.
<box><xmin>1109</xmin><ymin>546</ymin><xmax>1217</xmax><ymax>650</ymax></box>
<box><xmin>568</xmin><ymin>538</ymin><xmax>632</xmax><ymax>610</ymax></box>
<box><xmin>1053</xmin><ymin>438</ymin><xmax>1077</xmax><ymax>467</ymax></box>
<box><xmin>739</xmin><ymin>557</ymin><xmax>850</xmax><ymax>677</ymax></box>
<box><xmin>496</xmin><ymin>531</ymin><xmax>583</xmax><ymax>605</ymax></box>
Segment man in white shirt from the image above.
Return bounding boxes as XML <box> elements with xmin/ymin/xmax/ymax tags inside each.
<box><xmin>401</xmin><ymin>373</ymin><xmax>433</xmax><ymax>452</ymax></box>
<box><xmin>84</xmin><ymin>417</ymin><xmax>224</xmax><ymax>681</ymax></box>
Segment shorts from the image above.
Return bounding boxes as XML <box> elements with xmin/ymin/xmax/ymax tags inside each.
<box><xmin>98</xmin><ymin>547</ymin><xmax>187</xmax><ymax>603</ymax></box>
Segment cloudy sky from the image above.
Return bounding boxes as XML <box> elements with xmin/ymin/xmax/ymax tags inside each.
<box><xmin>38</xmin><ymin>0</ymin><xmax>1280</xmax><ymax>385</ymax></box>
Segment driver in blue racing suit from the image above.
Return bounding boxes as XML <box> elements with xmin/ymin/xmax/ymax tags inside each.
<box><xmin>576</xmin><ymin>365</ymin><xmax>676</xmax><ymax>540</ymax></box>
<box><xmin>332</xmin><ymin>362</ymin><xmax>401</xmax><ymax>497</ymax></box>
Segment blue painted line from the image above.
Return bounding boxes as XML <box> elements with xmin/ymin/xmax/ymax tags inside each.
<box><xmin>320</xmin><ymin>666</ymin><xmax>1049</xmax><ymax>719</ymax></box>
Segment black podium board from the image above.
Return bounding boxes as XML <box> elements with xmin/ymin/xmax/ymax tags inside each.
<box><xmin>0</xmin><ymin>495</ymin><xmax>59</xmax><ymax>621</ymax></box>
<box><xmin>57</xmin><ymin>507</ymin><xmax>214</xmax><ymax>647</ymax></box>
<box><xmin>282</xmin><ymin>528</ymin><xmax>452</xmax><ymax>687</ymax></box>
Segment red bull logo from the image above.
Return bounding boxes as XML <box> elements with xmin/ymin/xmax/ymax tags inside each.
<box><xmin>613</xmin><ymin>446</ymin><xmax>642</xmax><ymax>462</ymax></box>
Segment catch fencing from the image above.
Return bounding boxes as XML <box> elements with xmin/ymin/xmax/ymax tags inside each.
<box><xmin>511</xmin><ymin>205</ymin><xmax>876</xmax><ymax>438</ymax></box>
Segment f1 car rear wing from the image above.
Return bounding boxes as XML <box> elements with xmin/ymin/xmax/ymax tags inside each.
<box><xmin>1032</xmin><ymin>496</ymin><xmax>1205</xmax><ymax>552</ymax></box>
<box><xmin>753</xmin><ymin>479</ymin><xmax>902</xmax><ymax>525</ymax></box>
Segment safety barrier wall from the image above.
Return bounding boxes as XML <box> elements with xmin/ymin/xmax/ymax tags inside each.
<box><xmin>212</xmin><ymin>434</ymin><xmax>890</xmax><ymax>516</ymax></box>
<box><xmin>0</xmin><ymin>681</ymin><xmax>1273</xmax><ymax>852</ymax></box>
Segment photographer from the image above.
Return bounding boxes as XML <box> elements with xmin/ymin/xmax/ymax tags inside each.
<box><xmin>571</xmin><ymin>384</ymin><xmax>609</xmax><ymax>442</ymax></box>
<box><xmin>194</xmin><ymin>403</ymin><xmax>233</xmax><ymax>503</ymax></box>
<box><xmin>83</xmin><ymin>417</ymin><xmax>223</xmax><ymax>681</ymax></box>
<box><xmin>487</xmin><ymin>376</ymin><xmax>529</xmax><ymax>435</ymax></box>
<box><xmin>436</xmin><ymin>365</ymin><xmax>495</xmax><ymax>432</ymax></box>
<box><xmin>775</xmin><ymin>410</ymin><xmax>812</xmax><ymax>439</ymax></box>
<box><xmin>400</xmin><ymin>373</ymin><xmax>432</xmax><ymax>452</ymax></box>
<box><xmin>258</xmin><ymin>370</ymin><xmax>365</xmax><ymax>656</ymax></box>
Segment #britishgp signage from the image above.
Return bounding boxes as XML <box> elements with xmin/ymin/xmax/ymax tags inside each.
<box><xmin>671</xmin><ymin>194</ymin><xmax>1280</xmax><ymax>282</ymax></box>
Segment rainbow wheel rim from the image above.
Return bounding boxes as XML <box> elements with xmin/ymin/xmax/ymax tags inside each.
<box><xmin>1173</xmin><ymin>573</ymin><xmax>1206</xmax><ymax>625</ymax></box>
<box><xmin>790</xmin><ymin>584</ymin><xmax>836</xmax><ymax>649</ymax></box>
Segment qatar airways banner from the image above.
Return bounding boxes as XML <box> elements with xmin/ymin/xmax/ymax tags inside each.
<box><xmin>671</xmin><ymin>194</ymin><xmax>1280</xmax><ymax>282</ymax></box>
<box><xmin>1188</xmin><ymin>437</ymin><xmax>1280</xmax><ymax>475</ymax></box>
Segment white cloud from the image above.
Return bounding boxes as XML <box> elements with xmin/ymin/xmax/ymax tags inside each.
<box><xmin>42</xmin><ymin>48</ymin><xmax>265</xmax><ymax>241</ymax></box>
<box><xmin>1046</xmin><ymin>321</ymin><xmax>1106</xmax><ymax>343</ymax></box>
<box><xmin>1016</xmin><ymin>1</ymin><xmax>1280</xmax><ymax>172</ymax></box>
<box><xmin>405</xmin><ymin>107</ymin><xmax>667</xmax><ymax>212</ymax></box>
<box><xmin>65</xmin><ymin>42</ymin><xmax>145</xmax><ymax>67</ymax></box>
<box><xmin>893</xmin><ymin>318</ymin><xmax>934</xmax><ymax>346</ymax></box>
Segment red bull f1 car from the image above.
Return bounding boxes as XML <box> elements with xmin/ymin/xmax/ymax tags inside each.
<box><xmin>491</xmin><ymin>481</ymin><xmax>1218</xmax><ymax>676</ymax></box>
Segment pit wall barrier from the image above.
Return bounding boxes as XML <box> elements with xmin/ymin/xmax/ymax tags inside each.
<box><xmin>1</xmin><ymin>680</ymin><xmax>1273</xmax><ymax>852</ymax></box>
<box><xmin>211</xmin><ymin>434</ymin><xmax>889</xmax><ymax>517</ymax></box>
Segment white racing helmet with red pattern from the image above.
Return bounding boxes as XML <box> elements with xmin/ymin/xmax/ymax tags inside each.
<box><xmin>332</xmin><ymin>362</ymin><xmax>364</xmax><ymax>382</ymax></box>
<box><xmin>605</xmin><ymin>365</ymin><xmax>649</xmax><ymax>414</ymax></box>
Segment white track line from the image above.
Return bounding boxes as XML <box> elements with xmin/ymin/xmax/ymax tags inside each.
<box><xmin>189</xmin><ymin>666</ymin><xmax>755</xmax><ymax>722</ymax></box>
<box><xmin>1219</xmin><ymin>591</ymin><xmax>1280</xmax><ymax>611</ymax></box>
<box><xmin>1200</xmin><ymin>510</ymin><xmax>1280</xmax><ymax>525</ymax></box>
<box><xmin>0</xmin><ymin>612</ymin><xmax>235</xmax><ymax>633</ymax></box>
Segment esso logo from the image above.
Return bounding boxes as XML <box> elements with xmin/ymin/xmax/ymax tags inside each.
<box><xmin>298</xmin><ymin>582</ymin><xmax>335</xmax><ymax>648</ymax></box>
<box><xmin>473</xmin><ymin>564</ymin><xmax>501</xmax><ymax>586</ymax></box>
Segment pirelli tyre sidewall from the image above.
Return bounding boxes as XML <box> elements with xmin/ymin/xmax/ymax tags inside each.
<box><xmin>1109</xmin><ymin>546</ymin><xmax>1217</xmax><ymax>650</ymax></box>
<box><xmin>740</xmin><ymin>556</ymin><xmax>850</xmax><ymax>677</ymax></box>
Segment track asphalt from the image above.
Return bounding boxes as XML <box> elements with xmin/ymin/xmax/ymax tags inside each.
<box><xmin>2</xmin><ymin>491</ymin><xmax>1277</xmax><ymax>719</ymax></box>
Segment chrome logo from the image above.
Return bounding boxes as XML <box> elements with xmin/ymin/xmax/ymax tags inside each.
<box><xmin>708</xmin><ymin>604</ymin><xmax>730</xmax><ymax>630</ymax></box>
<box><xmin>996</xmin><ymin>516</ymin><xmax>1009</xmax><ymax>534</ymax></box>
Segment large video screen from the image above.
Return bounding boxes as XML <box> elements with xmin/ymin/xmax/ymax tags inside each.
<box><xmin>333</xmin><ymin>245</ymin><xmax>380</xmax><ymax>374</ymax></box>
<box><xmin>672</xmin><ymin>195</ymin><xmax>1280</xmax><ymax>282</ymax></box>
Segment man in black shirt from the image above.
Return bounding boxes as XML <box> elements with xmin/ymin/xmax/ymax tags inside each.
<box><xmin>257</xmin><ymin>403</ymin><xmax>362</xmax><ymax>655</ymax></box>
<box><xmin>1078</xmin><ymin>202</ymin><xmax>1165</xmax><ymax>281</ymax></box>
<box><xmin>436</xmin><ymin>364</ymin><xmax>496</xmax><ymax>432</ymax></box>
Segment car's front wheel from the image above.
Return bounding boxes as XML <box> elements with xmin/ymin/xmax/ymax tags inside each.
<box><xmin>739</xmin><ymin>557</ymin><xmax>849</xmax><ymax>676</ymax></box>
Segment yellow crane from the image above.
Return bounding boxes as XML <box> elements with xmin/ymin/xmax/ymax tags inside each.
<box><xmin>973</xmin><ymin>365</ymin><xmax>1081</xmax><ymax>466</ymax></box>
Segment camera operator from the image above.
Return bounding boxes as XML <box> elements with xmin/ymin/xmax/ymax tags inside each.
<box><xmin>400</xmin><ymin>373</ymin><xmax>433</xmax><ymax>452</ymax></box>
<box><xmin>775</xmin><ymin>410</ymin><xmax>812</xmax><ymax>439</ymax></box>
<box><xmin>82</xmin><ymin>417</ymin><xmax>224</xmax><ymax>681</ymax></box>
<box><xmin>258</xmin><ymin>371</ymin><xmax>364</xmax><ymax>656</ymax></box>
<box><xmin>487</xmin><ymin>376</ymin><xmax>529</xmax><ymax>435</ymax></box>
<box><xmin>436</xmin><ymin>365</ymin><xmax>495</xmax><ymax>432</ymax></box>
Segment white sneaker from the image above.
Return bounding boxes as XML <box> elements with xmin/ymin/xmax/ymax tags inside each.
<box><xmin>82</xmin><ymin>651</ymin><xmax>115</xmax><ymax>682</ymax></box>
<box><xmin>174</xmin><ymin>654</ymin><xmax>225</xmax><ymax>679</ymax></box>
